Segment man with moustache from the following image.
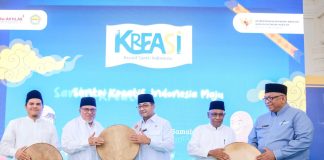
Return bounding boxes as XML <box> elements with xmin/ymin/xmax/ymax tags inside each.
<box><xmin>187</xmin><ymin>100</ymin><xmax>236</xmax><ymax>160</ymax></box>
<box><xmin>61</xmin><ymin>97</ymin><xmax>104</xmax><ymax>160</ymax></box>
<box><xmin>0</xmin><ymin>90</ymin><xmax>59</xmax><ymax>160</ymax></box>
<box><xmin>130</xmin><ymin>94</ymin><xmax>174</xmax><ymax>160</ymax></box>
<box><xmin>249</xmin><ymin>83</ymin><xmax>314</xmax><ymax>160</ymax></box>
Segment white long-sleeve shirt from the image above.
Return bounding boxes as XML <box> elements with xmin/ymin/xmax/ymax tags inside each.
<box><xmin>134</xmin><ymin>114</ymin><xmax>174</xmax><ymax>160</ymax></box>
<box><xmin>61</xmin><ymin>116</ymin><xmax>104</xmax><ymax>160</ymax></box>
<box><xmin>187</xmin><ymin>124</ymin><xmax>236</xmax><ymax>160</ymax></box>
<box><xmin>0</xmin><ymin>116</ymin><xmax>59</xmax><ymax>159</ymax></box>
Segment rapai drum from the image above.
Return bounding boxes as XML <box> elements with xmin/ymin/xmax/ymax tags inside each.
<box><xmin>224</xmin><ymin>142</ymin><xmax>261</xmax><ymax>160</ymax></box>
<box><xmin>97</xmin><ymin>125</ymin><xmax>139</xmax><ymax>160</ymax></box>
<box><xmin>25</xmin><ymin>143</ymin><xmax>62</xmax><ymax>160</ymax></box>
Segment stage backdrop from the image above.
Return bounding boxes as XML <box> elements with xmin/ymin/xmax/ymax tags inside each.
<box><xmin>0</xmin><ymin>0</ymin><xmax>305</xmax><ymax>159</ymax></box>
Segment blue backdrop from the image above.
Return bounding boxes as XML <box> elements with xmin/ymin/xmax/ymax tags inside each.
<box><xmin>0</xmin><ymin>0</ymin><xmax>306</xmax><ymax>159</ymax></box>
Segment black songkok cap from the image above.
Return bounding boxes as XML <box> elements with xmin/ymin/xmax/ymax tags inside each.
<box><xmin>265</xmin><ymin>83</ymin><xmax>287</xmax><ymax>95</ymax></box>
<box><xmin>26</xmin><ymin>90</ymin><xmax>43</xmax><ymax>105</ymax></box>
<box><xmin>209</xmin><ymin>101</ymin><xmax>225</xmax><ymax>111</ymax></box>
<box><xmin>80</xmin><ymin>97</ymin><xmax>96</xmax><ymax>108</ymax></box>
<box><xmin>138</xmin><ymin>94</ymin><xmax>155</xmax><ymax>104</ymax></box>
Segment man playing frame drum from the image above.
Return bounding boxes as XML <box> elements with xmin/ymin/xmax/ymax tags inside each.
<box><xmin>96</xmin><ymin>125</ymin><xmax>139</xmax><ymax>160</ymax></box>
<box><xmin>130</xmin><ymin>94</ymin><xmax>174</xmax><ymax>160</ymax></box>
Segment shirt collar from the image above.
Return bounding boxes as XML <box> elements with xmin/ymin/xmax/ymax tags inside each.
<box><xmin>78</xmin><ymin>116</ymin><xmax>95</xmax><ymax>127</ymax></box>
<box><xmin>26</xmin><ymin>116</ymin><xmax>41</xmax><ymax>122</ymax></box>
<box><xmin>271</xmin><ymin>103</ymin><xmax>289</xmax><ymax>116</ymax></box>
<box><xmin>209</xmin><ymin>123</ymin><xmax>223</xmax><ymax>130</ymax></box>
<box><xmin>142</xmin><ymin>114</ymin><xmax>157</xmax><ymax>123</ymax></box>
<box><xmin>278</xmin><ymin>104</ymin><xmax>289</xmax><ymax>114</ymax></box>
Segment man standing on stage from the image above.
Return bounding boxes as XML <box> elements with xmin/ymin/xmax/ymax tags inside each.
<box><xmin>0</xmin><ymin>90</ymin><xmax>59</xmax><ymax>160</ymax></box>
<box><xmin>130</xmin><ymin>94</ymin><xmax>174</xmax><ymax>160</ymax></box>
<box><xmin>187</xmin><ymin>100</ymin><xmax>236</xmax><ymax>160</ymax></box>
<box><xmin>61</xmin><ymin>97</ymin><xmax>104</xmax><ymax>160</ymax></box>
<box><xmin>249</xmin><ymin>83</ymin><xmax>314</xmax><ymax>160</ymax></box>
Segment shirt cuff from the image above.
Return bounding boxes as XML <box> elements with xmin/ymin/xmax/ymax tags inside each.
<box><xmin>273</xmin><ymin>149</ymin><xmax>283</xmax><ymax>160</ymax></box>
<box><xmin>203</xmin><ymin>149</ymin><xmax>210</xmax><ymax>158</ymax></box>
<box><xmin>82</xmin><ymin>138</ymin><xmax>90</xmax><ymax>147</ymax></box>
<box><xmin>11</xmin><ymin>148</ymin><xmax>17</xmax><ymax>158</ymax></box>
<box><xmin>148</xmin><ymin>137</ymin><xmax>158</xmax><ymax>148</ymax></box>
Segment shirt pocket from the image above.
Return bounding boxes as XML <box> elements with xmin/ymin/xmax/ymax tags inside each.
<box><xmin>255</xmin><ymin>124</ymin><xmax>270</xmax><ymax>139</ymax></box>
<box><xmin>146</xmin><ymin>125</ymin><xmax>162</xmax><ymax>141</ymax></box>
<box><xmin>278</xmin><ymin>121</ymin><xmax>294</xmax><ymax>138</ymax></box>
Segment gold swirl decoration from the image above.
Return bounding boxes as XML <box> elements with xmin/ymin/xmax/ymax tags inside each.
<box><xmin>284</xmin><ymin>76</ymin><xmax>306</xmax><ymax>111</ymax></box>
<box><xmin>0</xmin><ymin>42</ymin><xmax>69</xmax><ymax>84</ymax></box>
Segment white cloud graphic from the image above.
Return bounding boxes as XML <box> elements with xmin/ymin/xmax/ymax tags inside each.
<box><xmin>246</xmin><ymin>80</ymin><xmax>272</xmax><ymax>103</ymax></box>
<box><xmin>0</xmin><ymin>39</ymin><xmax>81</xmax><ymax>86</ymax></box>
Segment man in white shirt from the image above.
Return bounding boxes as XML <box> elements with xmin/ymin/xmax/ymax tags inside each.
<box><xmin>0</xmin><ymin>90</ymin><xmax>59</xmax><ymax>160</ymax></box>
<box><xmin>61</xmin><ymin>97</ymin><xmax>104</xmax><ymax>160</ymax></box>
<box><xmin>188</xmin><ymin>101</ymin><xmax>236</xmax><ymax>160</ymax></box>
<box><xmin>130</xmin><ymin>94</ymin><xmax>174</xmax><ymax>160</ymax></box>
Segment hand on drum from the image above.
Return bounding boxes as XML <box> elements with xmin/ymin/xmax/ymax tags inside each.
<box><xmin>256</xmin><ymin>148</ymin><xmax>275</xmax><ymax>160</ymax></box>
<box><xmin>208</xmin><ymin>148</ymin><xmax>230</xmax><ymax>160</ymax></box>
<box><xmin>88</xmin><ymin>132</ymin><xmax>105</xmax><ymax>146</ymax></box>
<box><xmin>15</xmin><ymin>146</ymin><xmax>31</xmax><ymax>160</ymax></box>
<box><xmin>129</xmin><ymin>133</ymin><xmax>151</xmax><ymax>145</ymax></box>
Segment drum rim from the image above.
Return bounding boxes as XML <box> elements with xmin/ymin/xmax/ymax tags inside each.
<box><xmin>96</xmin><ymin>124</ymin><xmax>140</xmax><ymax>160</ymax></box>
<box><xmin>224</xmin><ymin>142</ymin><xmax>261</xmax><ymax>158</ymax></box>
<box><xmin>25</xmin><ymin>142</ymin><xmax>62</xmax><ymax>159</ymax></box>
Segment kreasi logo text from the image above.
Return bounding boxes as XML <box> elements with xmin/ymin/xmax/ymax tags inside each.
<box><xmin>106</xmin><ymin>24</ymin><xmax>192</xmax><ymax>68</ymax></box>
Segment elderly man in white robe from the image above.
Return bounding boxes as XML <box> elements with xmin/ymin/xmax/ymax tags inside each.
<box><xmin>188</xmin><ymin>101</ymin><xmax>236</xmax><ymax>160</ymax></box>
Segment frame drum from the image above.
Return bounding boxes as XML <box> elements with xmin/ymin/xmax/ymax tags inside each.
<box><xmin>97</xmin><ymin>125</ymin><xmax>139</xmax><ymax>160</ymax></box>
<box><xmin>224</xmin><ymin>142</ymin><xmax>261</xmax><ymax>160</ymax></box>
<box><xmin>25</xmin><ymin>143</ymin><xmax>62</xmax><ymax>160</ymax></box>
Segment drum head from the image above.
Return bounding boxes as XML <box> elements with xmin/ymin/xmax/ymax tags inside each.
<box><xmin>224</xmin><ymin>142</ymin><xmax>261</xmax><ymax>160</ymax></box>
<box><xmin>97</xmin><ymin>125</ymin><xmax>139</xmax><ymax>160</ymax></box>
<box><xmin>25</xmin><ymin>143</ymin><xmax>62</xmax><ymax>160</ymax></box>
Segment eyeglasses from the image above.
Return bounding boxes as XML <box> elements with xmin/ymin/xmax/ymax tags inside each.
<box><xmin>263</xmin><ymin>95</ymin><xmax>284</xmax><ymax>102</ymax></box>
<box><xmin>209</xmin><ymin>112</ymin><xmax>225</xmax><ymax>117</ymax></box>
<box><xmin>137</xmin><ymin>102</ymin><xmax>152</xmax><ymax>109</ymax></box>
<box><xmin>81</xmin><ymin>108</ymin><xmax>96</xmax><ymax>113</ymax></box>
